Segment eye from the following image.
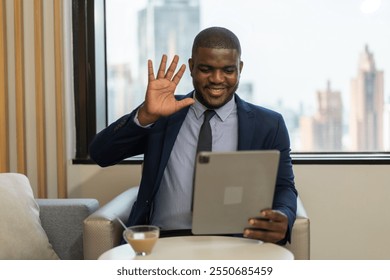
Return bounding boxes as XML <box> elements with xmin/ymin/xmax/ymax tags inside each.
<box><xmin>224</xmin><ymin>67</ymin><xmax>236</xmax><ymax>74</ymax></box>
<box><xmin>199</xmin><ymin>66</ymin><xmax>211</xmax><ymax>73</ymax></box>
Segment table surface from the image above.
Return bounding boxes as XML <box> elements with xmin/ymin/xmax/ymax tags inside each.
<box><xmin>98</xmin><ymin>235</ymin><xmax>294</xmax><ymax>260</ymax></box>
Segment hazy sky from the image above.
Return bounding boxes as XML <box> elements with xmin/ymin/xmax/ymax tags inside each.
<box><xmin>106</xmin><ymin>0</ymin><xmax>390</xmax><ymax>113</ymax></box>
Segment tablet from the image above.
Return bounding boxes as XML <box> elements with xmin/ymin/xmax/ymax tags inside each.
<box><xmin>191</xmin><ymin>150</ymin><xmax>280</xmax><ymax>235</ymax></box>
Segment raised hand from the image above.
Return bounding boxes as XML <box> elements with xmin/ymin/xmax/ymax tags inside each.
<box><xmin>137</xmin><ymin>55</ymin><xmax>195</xmax><ymax>126</ymax></box>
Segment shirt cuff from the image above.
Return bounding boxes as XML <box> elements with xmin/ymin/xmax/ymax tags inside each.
<box><xmin>134</xmin><ymin>109</ymin><xmax>154</xmax><ymax>128</ymax></box>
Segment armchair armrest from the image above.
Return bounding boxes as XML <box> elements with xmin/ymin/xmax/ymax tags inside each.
<box><xmin>83</xmin><ymin>186</ymin><xmax>139</xmax><ymax>260</ymax></box>
<box><xmin>37</xmin><ymin>198</ymin><xmax>99</xmax><ymax>260</ymax></box>
<box><xmin>284</xmin><ymin>196</ymin><xmax>310</xmax><ymax>260</ymax></box>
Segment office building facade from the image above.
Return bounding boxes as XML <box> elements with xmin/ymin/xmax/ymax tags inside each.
<box><xmin>137</xmin><ymin>0</ymin><xmax>200</xmax><ymax>105</ymax></box>
<box><xmin>349</xmin><ymin>45</ymin><xmax>384</xmax><ymax>151</ymax></box>
<box><xmin>300</xmin><ymin>81</ymin><xmax>343</xmax><ymax>151</ymax></box>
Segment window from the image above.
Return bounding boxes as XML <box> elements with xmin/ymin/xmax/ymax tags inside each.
<box><xmin>72</xmin><ymin>0</ymin><xmax>106</xmax><ymax>159</ymax></box>
<box><xmin>73</xmin><ymin>0</ymin><xmax>390</xmax><ymax>162</ymax></box>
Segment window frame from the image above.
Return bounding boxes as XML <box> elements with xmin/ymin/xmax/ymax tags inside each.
<box><xmin>72</xmin><ymin>0</ymin><xmax>105</xmax><ymax>160</ymax></box>
<box><xmin>72</xmin><ymin>0</ymin><xmax>390</xmax><ymax>164</ymax></box>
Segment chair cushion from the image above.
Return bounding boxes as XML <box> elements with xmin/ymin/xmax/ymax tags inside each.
<box><xmin>0</xmin><ymin>173</ymin><xmax>59</xmax><ymax>259</ymax></box>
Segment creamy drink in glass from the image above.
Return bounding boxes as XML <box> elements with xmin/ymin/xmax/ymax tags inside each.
<box><xmin>123</xmin><ymin>225</ymin><xmax>160</xmax><ymax>256</ymax></box>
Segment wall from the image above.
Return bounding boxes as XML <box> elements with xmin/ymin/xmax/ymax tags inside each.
<box><xmin>1</xmin><ymin>0</ymin><xmax>390</xmax><ymax>260</ymax></box>
<box><xmin>67</xmin><ymin>163</ymin><xmax>142</xmax><ymax>206</ymax></box>
<box><xmin>294</xmin><ymin>164</ymin><xmax>390</xmax><ymax>260</ymax></box>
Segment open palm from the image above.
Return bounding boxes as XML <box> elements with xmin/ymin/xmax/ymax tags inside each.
<box><xmin>140</xmin><ymin>55</ymin><xmax>194</xmax><ymax>124</ymax></box>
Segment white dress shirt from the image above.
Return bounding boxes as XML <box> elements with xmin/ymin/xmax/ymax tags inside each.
<box><xmin>149</xmin><ymin>94</ymin><xmax>238</xmax><ymax>230</ymax></box>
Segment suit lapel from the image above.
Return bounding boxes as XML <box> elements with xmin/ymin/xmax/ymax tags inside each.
<box><xmin>155</xmin><ymin>94</ymin><xmax>192</xmax><ymax>185</ymax></box>
<box><xmin>236</xmin><ymin>95</ymin><xmax>256</xmax><ymax>150</ymax></box>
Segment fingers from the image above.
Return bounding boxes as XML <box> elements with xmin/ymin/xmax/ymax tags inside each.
<box><xmin>148</xmin><ymin>55</ymin><xmax>185</xmax><ymax>83</ymax></box>
<box><xmin>147</xmin><ymin>59</ymin><xmax>155</xmax><ymax>82</ymax></box>
<box><xmin>243</xmin><ymin>228</ymin><xmax>285</xmax><ymax>243</ymax></box>
<box><xmin>259</xmin><ymin>209</ymin><xmax>288</xmax><ymax>223</ymax></box>
<box><xmin>172</xmin><ymin>64</ymin><xmax>186</xmax><ymax>85</ymax></box>
<box><xmin>244</xmin><ymin>210</ymin><xmax>288</xmax><ymax>243</ymax></box>
<box><xmin>175</xmin><ymin>97</ymin><xmax>195</xmax><ymax>111</ymax></box>
<box><xmin>164</xmin><ymin>55</ymin><xmax>178</xmax><ymax>80</ymax></box>
<box><xmin>248</xmin><ymin>217</ymin><xmax>284</xmax><ymax>233</ymax></box>
<box><xmin>156</xmin><ymin>55</ymin><xmax>168</xmax><ymax>79</ymax></box>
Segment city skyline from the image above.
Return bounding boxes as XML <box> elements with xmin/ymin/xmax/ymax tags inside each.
<box><xmin>105</xmin><ymin>0</ymin><xmax>389</xmax><ymax>151</ymax></box>
<box><xmin>106</xmin><ymin>0</ymin><xmax>390</xmax><ymax>111</ymax></box>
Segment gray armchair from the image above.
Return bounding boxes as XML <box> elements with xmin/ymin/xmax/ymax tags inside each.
<box><xmin>0</xmin><ymin>172</ymin><xmax>99</xmax><ymax>260</ymax></box>
<box><xmin>37</xmin><ymin>198</ymin><xmax>99</xmax><ymax>259</ymax></box>
<box><xmin>84</xmin><ymin>186</ymin><xmax>310</xmax><ymax>260</ymax></box>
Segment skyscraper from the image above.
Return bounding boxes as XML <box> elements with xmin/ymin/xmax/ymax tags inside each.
<box><xmin>107</xmin><ymin>64</ymin><xmax>133</xmax><ymax>124</ymax></box>
<box><xmin>136</xmin><ymin>0</ymin><xmax>200</xmax><ymax>105</ymax></box>
<box><xmin>349</xmin><ymin>45</ymin><xmax>384</xmax><ymax>151</ymax></box>
<box><xmin>384</xmin><ymin>102</ymin><xmax>390</xmax><ymax>151</ymax></box>
<box><xmin>299</xmin><ymin>81</ymin><xmax>343</xmax><ymax>151</ymax></box>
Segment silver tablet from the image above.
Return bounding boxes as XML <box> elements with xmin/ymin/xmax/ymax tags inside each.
<box><xmin>191</xmin><ymin>150</ymin><xmax>280</xmax><ymax>235</ymax></box>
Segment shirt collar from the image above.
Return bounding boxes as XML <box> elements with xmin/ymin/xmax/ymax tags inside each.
<box><xmin>191</xmin><ymin>91</ymin><xmax>236</xmax><ymax>122</ymax></box>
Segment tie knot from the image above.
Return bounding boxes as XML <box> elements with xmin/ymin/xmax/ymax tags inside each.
<box><xmin>203</xmin><ymin>110</ymin><xmax>216</xmax><ymax>123</ymax></box>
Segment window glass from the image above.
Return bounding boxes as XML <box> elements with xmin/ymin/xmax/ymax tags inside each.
<box><xmin>105</xmin><ymin>0</ymin><xmax>390</xmax><ymax>152</ymax></box>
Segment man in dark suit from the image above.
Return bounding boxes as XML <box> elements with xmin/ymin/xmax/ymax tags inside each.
<box><xmin>89</xmin><ymin>27</ymin><xmax>297</xmax><ymax>244</ymax></box>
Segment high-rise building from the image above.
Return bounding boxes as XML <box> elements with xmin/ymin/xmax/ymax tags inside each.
<box><xmin>136</xmin><ymin>0</ymin><xmax>200</xmax><ymax>105</ymax></box>
<box><xmin>315</xmin><ymin>81</ymin><xmax>343</xmax><ymax>151</ymax></box>
<box><xmin>299</xmin><ymin>81</ymin><xmax>343</xmax><ymax>151</ymax></box>
<box><xmin>107</xmin><ymin>64</ymin><xmax>134</xmax><ymax>124</ymax></box>
<box><xmin>349</xmin><ymin>45</ymin><xmax>384</xmax><ymax>151</ymax></box>
<box><xmin>384</xmin><ymin>102</ymin><xmax>390</xmax><ymax>151</ymax></box>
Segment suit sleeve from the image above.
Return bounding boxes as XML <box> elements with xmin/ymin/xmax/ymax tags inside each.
<box><xmin>272</xmin><ymin>114</ymin><xmax>298</xmax><ymax>245</ymax></box>
<box><xmin>89</xmin><ymin>109</ymin><xmax>149</xmax><ymax>167</ymax></box>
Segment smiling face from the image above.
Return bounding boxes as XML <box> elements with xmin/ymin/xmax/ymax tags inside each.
<box><xmin>189</xmin><ymin>47</ymin><xmax>243</xmax><ymax>109</ymax></box>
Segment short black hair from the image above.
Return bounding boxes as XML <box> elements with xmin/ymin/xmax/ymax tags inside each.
<box><xmin>192</xmin><ymin>27</ymin><xmax>241</xmax><ymax>57</ymax></box>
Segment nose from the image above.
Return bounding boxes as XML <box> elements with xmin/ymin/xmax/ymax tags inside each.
<box><xmin>209</xmin><ymin>70</ymin><xmax>224</xmax><ymax>84</ymax></box>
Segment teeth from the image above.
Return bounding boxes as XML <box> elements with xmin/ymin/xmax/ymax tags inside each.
<box><xmin>207</xmin><ymin>87</ymin><xmax>225</xmax><ymax>95</ymax></box>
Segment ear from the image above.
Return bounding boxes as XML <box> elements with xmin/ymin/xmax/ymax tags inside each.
<box><xmin>188</xmin><ymin>58</ymin><xmax>194</xmax><ymax>73</ymax></box>
<box><xmin>239</xmin><ymin>61</ymin><xmax>244</xmax><ymax>73</ymax></box>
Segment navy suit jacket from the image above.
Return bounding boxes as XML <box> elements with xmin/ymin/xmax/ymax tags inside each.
<box><xmin>89</xmin><ymin>93</ymin><xmax>297</xmax><ymax>244</ymax></box>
